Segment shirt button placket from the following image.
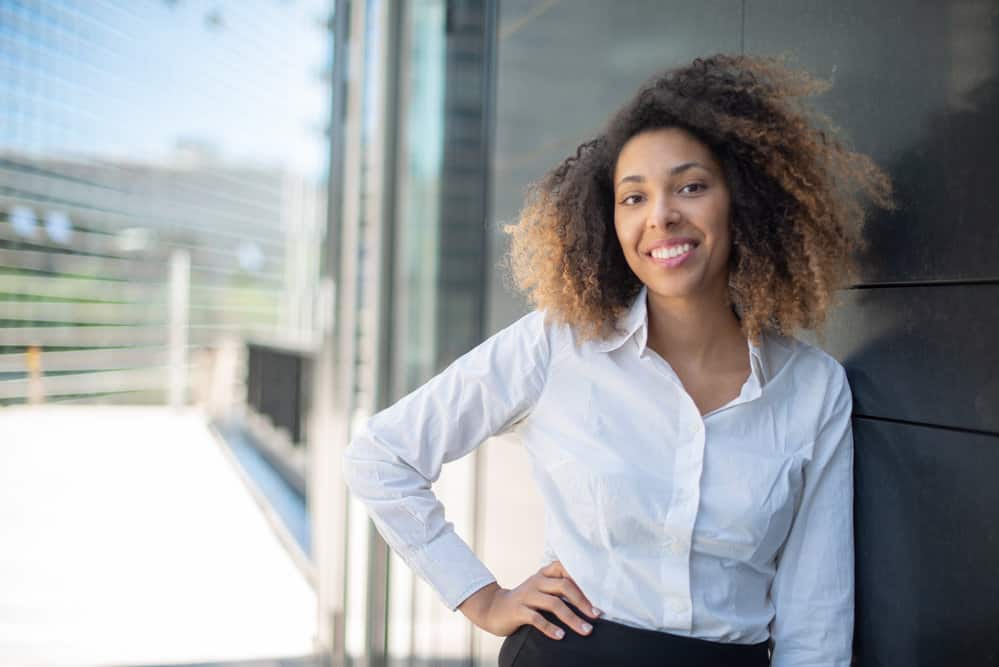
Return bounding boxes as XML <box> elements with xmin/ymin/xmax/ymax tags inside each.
<box><xmin>670</xmin><ymin>537</ymin><xmax>687</xmax><ymax>556</ymax></box>
<box><xmin>665</xmin><ymin>406</ymin><xmax>702</xmax><ymax>630</ymax></box>
<box><xmin>663</xmin><ymin>534</ymin><xmax>688</xmax><ymax>555</ymax></box>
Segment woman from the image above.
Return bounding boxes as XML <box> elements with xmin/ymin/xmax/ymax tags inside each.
<box><xmin>342</xmin><ymin>54</ymin><xmax>893</xmax><ymax>666</ymax></box>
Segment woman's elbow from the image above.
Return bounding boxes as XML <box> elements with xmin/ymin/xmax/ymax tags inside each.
<box><xmin>341</xmin><ymin>436</ymin><xmax>374</xmax><ymax>496</ymax></box>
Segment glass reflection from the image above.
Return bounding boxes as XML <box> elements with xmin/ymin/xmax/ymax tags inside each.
<box><xmin>0</xmin><ymin>0</ymin><xmax>333</xmax><ymax>405</ymax></box>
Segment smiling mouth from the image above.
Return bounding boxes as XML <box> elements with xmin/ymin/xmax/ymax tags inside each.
<box><xmin>647</xmin><ymin>242</ymin><xmax>698</xmax><ymax>267</ymax></box>
<box><xmin>649</xmin><ymin>242</ymin><xmax>696</xmax><ymax>260</ymax></box>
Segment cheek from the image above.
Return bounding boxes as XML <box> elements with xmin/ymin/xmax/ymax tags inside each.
<box><xmin>709</xmin><ymin>203</ymin><xmax>733</xmax><ymax>258</ymax></box>
<box><xmin>613</xmin><ymin>213</ymin><xmax>639</xmax><ymax>255</ymax></box>
<box><xmin>709</xmin><ymin>228</ymin><xmax>733</xmax><ymax>267</ymax></box>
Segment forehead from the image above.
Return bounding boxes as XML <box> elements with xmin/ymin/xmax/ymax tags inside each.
<box><xmin>614</xmin><ymin>127</ymin><xmax>719</xmax><ymax>177</ymax></box>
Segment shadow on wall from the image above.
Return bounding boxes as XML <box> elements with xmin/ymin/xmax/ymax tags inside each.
<box><xmin>859</xmin><ymin>75</ymin><xmax>999</xmax><ymax>285</ymax></box>
<box><xmin>844</xmin><ymin>68</ymin><xmax>999</xmax><ymax>432</ymax></box>
<box><xmin>839</xmin><ymin>35</ymin><xmax>999</xmax><ymax>667</ymax></box>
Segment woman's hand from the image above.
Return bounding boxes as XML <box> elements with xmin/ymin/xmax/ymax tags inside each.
<box><xmin>457</xmin><ymin>560</ymin><xmax>602</xmax><ymax>640</ymax></box>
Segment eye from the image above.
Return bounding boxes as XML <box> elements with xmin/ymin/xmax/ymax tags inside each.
<box><xmin>619</xmin><ymin>193</ymin><xmax>644</xmax><ymax>206</ymax></box>
<box><xmin>679</xmin><ymin>182</ymin><xmax>706</xmax><ymax>194</ymax></box>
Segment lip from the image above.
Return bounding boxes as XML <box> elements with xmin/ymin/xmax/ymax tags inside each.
<box><xmin>645</xmin><ymin>237</ymin><xmax>699</xmax><ymax>268</ymax></box>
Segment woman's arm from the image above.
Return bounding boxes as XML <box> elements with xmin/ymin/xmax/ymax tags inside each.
<box><xmin>341</xmin><ymin>309</ymin><xmax>555</xmax><ymax>611</ymax></box>
<box><xmin>769</xmin><ymin>364</ymin><xmax>855</xmax><ymax>666</ymax></box>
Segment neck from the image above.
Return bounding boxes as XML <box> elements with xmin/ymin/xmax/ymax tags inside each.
<box><xmin>644</xmin><ymin>281</ymin><xmax>745</xmax><ymax>370</ymax></box>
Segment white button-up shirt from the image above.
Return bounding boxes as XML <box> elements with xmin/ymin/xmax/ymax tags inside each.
<box><xmin>342</xmin><ymin>286</ymin><xmax>855</xmax><ymax>666</ymax></box>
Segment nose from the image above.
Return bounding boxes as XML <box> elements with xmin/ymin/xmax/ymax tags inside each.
<box><xmin>649</xmin><ymin>197</ymin><xmax>681</xmax><ymax>228</ymax></box>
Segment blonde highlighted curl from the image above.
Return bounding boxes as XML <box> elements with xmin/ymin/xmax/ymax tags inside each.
<box><xmin>504</xmin><ymin>54</ymin><xmax>895</xmax><ymax>345</ymax></box>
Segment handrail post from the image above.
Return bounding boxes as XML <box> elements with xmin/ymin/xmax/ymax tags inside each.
<box><xmin>26</xmin><ymin>345</ymin><xmax>44</xmax><ymax>405</ymax></box>
<box><xmin>167</xmin><ymin>249</ymin><xmax>190</xmax><ymax>409</ymax></box>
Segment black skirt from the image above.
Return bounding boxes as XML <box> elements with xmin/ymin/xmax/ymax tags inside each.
<box><xmin>498</xmin><ymin>600</ymin><xmax>771</xmax><ymax>667</ymax></box>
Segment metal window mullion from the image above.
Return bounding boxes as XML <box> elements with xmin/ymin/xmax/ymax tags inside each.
<box><xmin>358</xmin><ymin>1</ymin><xmax>404</xmax><ymax>666</ymax></box>
<box><xmin>331</xmin><ymin>0</ymin><xmax>371</xmax><ymax>664</ymax></box>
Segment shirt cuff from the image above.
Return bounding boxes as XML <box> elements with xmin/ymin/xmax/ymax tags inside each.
<box><xmin>412</xmin><ymin>527</ymin><xmax>497</xmax><ymax>611</ymax></box>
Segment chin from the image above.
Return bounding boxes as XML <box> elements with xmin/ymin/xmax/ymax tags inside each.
<box><xmin>642</xmin><ymin>276</ymin><xmax>703</xmax><ymax>300</ymax></box>
<box><xmin>647</xmin><ymin>287</ymin><xmax>699</xmax><ymax>301</ymax></box>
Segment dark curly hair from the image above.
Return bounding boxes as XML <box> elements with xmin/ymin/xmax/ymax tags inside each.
<box><xmin>504</xmin><ymin>54</ymin><xmax>894</xmax><ymax>344</ymax></box>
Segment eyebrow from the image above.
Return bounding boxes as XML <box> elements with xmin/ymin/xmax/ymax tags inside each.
<box><xmin>615</xmin><ymin>161</ymin><xmax>709</xmax><ymax>189</ymax></box>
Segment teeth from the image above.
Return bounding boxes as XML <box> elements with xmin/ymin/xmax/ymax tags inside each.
<box><xmin>651</xmin><ymin>243</ymin><xmax>693</xmax><ymax>260</ymax></box>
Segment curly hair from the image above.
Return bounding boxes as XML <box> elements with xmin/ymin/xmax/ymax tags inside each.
<box><xmin>504</xmin><ymin>53</ymin><xmax>895</xmax><ymax>345</ymax></box>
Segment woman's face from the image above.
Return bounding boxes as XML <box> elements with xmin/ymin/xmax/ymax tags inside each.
<box><xmin>613</xmin><ymin>127</ymin><xmax>732</xmax><ymax>303</ymax></box>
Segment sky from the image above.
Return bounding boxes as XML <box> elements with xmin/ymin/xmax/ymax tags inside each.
<box><xmin>1</xmin><ymin>0</ymin><xmax>334</xmax><ymax>180</ymax></box>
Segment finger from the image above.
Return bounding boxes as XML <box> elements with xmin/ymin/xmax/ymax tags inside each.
<box><xmin>525</xmin><ymin>609</ymin><xmax>566</xmax><ymax>641</ymax></box>
<box><xmin>537</xmin><ymin>573</ymin><xmax>602</xmax><ymax>619</ymax></box>
<box><xmin>555</xmin><ymin>576</ymin><xmax>602</xmax><ymax>618</ymax></box>
<box><xmin>528</xmin><ymin>591</ymin><xmax>593</xmax><ymax>636</ymax></box>
<box><xmin>541</xmin><ymin>560</ymin><xmax>582</xmax><ymax>589</ymax></box>
<box><xmin>540</xmin><ymin>560</ymin><xmax>567</xmax><ymax>579</ymax></box>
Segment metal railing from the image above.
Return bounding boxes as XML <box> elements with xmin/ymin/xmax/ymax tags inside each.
<box><xmin>246</xmin><ymin>340</ymin><xmax>314</xmax><ymax>446</ymax></box>
<box><xmin>0</xmin><ymin>216</ymin><xmax>194</xmax><ymax>406</ymax></box>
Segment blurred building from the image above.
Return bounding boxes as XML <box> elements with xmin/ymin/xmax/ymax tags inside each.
<box><xmin>0</xmin><ymin>0</ymin><xmax>330</xmax><ymax>405</ymax></box>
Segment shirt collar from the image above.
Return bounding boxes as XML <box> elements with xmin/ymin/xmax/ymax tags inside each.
<box><xmin>595</xmin><ymin>285</ymin><xmax>770</xmax><ymax>387</ymax></box>
<box><xmin>595</xmin><ymin>285</ymin><xmax>649</xmax><ymax>354</ymax></box>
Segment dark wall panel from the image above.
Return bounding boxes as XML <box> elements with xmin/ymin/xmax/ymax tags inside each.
<box><xmin>853</xmin><ymin>418</ymin><xmax>999</xmax><ymax>666</ymax></box>
<box><xmin>809</xmin><ymin>284</ymin><xmax>999</xmax><ymax>433</ymax></box>
<box><xmin>744</xmin><ymin>5</ymin><xmax>999</xmax><ymax>659</ymax></box>
<box><xmin>745</xmin><ymin>0</ymin><xmax>999</xmax><ymax>284</ymax></box>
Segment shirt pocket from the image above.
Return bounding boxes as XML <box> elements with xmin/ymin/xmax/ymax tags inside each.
<box><xmin>696</xmin><ymin>446</ymin><xmax>805</xmax><ymax>568</ymax></box>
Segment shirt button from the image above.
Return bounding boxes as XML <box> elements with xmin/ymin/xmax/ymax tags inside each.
<box><xmin>686</xmin><ymin>421</ymin><xmax>702</xmax><ymax>438</ymax></box>
<box><xmin>670</xmin><ymin>538</ymin><xmax>687</xmax><ymax>556</ymax></box>
<box><xmin>669</xmin><ymin>596</ymin><xmax>688</xmax><ymax>613</ymax></box>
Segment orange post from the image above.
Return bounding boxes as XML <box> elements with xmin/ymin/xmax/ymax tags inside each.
<box><xmin>26</xmin><ymin>345</ymin><xmax>44</xmax><ymax>405</ymax></box>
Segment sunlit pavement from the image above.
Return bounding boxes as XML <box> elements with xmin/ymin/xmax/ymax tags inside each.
<box><xmin>0</xmin><ymin>406</ymin><xmax>317</xmax><ymax>667</ymax></box>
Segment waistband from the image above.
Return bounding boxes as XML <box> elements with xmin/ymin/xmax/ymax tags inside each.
<box><xmin>499</xmin><ymin>600</ymin><xmax>771</xmax><ymax>667</ymax></box>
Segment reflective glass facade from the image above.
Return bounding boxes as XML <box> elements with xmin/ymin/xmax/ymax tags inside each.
<box><xmin>323</xmin><ymin>1</ymin><xmax>493</xmax><ymax>665</ymax></box>
<box><xmin>0</xmin><ymin>0</ymin><xmax>333</xmax><ymax>404</ymax></box>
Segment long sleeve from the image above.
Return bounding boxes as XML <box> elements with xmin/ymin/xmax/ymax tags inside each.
<box><xmin>769</xmin><ymin>365</ymin><xmax>855</xmax><ymax>666</ymax></box>
<box><xmin>341</xmin><ymin>309</ymin><xmax>554</xmax><ymax>611</ymax></box>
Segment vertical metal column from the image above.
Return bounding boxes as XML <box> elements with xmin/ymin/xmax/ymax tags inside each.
<box><xmin>470</xmin><ymin>7</ymin><xmax>499</xmax><ymax>663</ymax></box>
<box><xmin>316</xmin><ymin>0</ymin><xmax>404</xmax><ymax>665</ymax></box>
<box><xmin>310</xmin><ymin>0</ymin><xmax>358</xmax><ymax>662</ymax></box>
<box><xmin>361</xmin><ymin>2</ymin><xmax>403</xmax><ymax>664</ymax></box>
